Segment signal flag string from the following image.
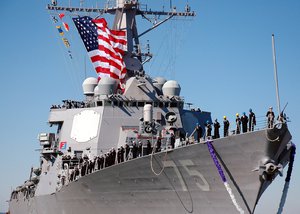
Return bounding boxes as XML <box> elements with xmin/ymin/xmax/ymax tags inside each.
<box><xmin>48</xmin><ymin>12</ymin><xmax>82</xmax><ymax>97</ymax></box>
<box><xmin>50</xmin><ymin>13</ymin><xmax>73</xmax><ymax>59</ymax></box>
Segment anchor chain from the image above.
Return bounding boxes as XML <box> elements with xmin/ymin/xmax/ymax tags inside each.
<box><xmin>276</xmin><ymin>143</ymin><xmax>296</xmax><ymax>214</ymax></box>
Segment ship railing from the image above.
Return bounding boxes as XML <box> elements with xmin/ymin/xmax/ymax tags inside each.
<box><xmin>10</xmin><ymin>185</ymin><xmax>36</xmax><ymax>201</ymax></box>
<box><xmin>57</xmin><ymin>116</ymin><xmax>287</xmax><ymax>189</ymax></box>
<box><xmin>218</xmin><ymin>115</ymin><xmax>269</xmax><ymax>138</ymax></box>
<box><xmin>59</xmin><ymin>144</ymin><xmax>162</xmax><ymax>188</ymax></box>
<box><xmin>186</xmin><ymin>115</ymin><xmax>288</xmax><ymax>143</ymax></box>
<box><xmin>50</xmin><ymin>100</ymin><xmax>86</xmax><ymax>110</ymax></box>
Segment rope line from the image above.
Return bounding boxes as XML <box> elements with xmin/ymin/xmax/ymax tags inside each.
<box><xmin>149</xmin><ymin>137</ymin><xmax>194</xmax><ymax>213</ymax></box>
<box><xmin>277</xmin><ymin>143</ymin><xmax>296</xmax><ymax>214</ymax></box>
<box><xmin>150</xmin><ymin>137</ymin><xmax>168</xmax><ymax>176</ymax></box>
<box><xmin>206</xmin><ymin>140</ymin><xmax>245</xmax><ymax>214</ymax></box>
<box><xmin>152</xmin><ymin>155</ymin><xmax>194</xmax><ymax>213</ymax></box>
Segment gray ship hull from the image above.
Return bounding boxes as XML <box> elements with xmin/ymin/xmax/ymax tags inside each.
<box><xmin>9</xmin><ymin>128</ymin><xmax>292</xmax><ymax>214</ymax></box>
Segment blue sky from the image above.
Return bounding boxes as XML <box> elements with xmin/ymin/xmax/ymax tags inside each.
<box><xmin>0</xmin><ymin>0</ymin><xmax>299</xmax><ymax>213</ymax></box>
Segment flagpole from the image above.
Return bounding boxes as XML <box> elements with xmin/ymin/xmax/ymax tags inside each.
<box><xmin>272</xmin><ymin>34</ymin><xmax>281</xmax><ymax>115</ymax></box>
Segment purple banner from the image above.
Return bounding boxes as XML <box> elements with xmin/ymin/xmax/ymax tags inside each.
<box><xmin>206</xmin><ymin>140</ymin><xmax>227</xmax><ymax>183</ymax></box>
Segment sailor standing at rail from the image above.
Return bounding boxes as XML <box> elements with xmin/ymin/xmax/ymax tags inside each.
<box><xmin>81</xmin><ymin>161</ymin><xmax>87</xmax><ymax>176</ymax></box>
<box><xmin>74</xmin><ymin>166</ymin><xmax>80</xmax><ymax>180</ymax></box>
<box><xmin>223</xmin><ymin>116</ymin><xmax>230</xmax><ymax>137</ymax></box>
<box><xmin>241</xmin><ymin>112</ymin><xmax>248</xmax><ymax>133</ymax></box>
<box><xmin>69</xmin><ymin>169</ymin><xmax>74</xmax><ymax>182</ymax></box>
<box><xmin>146</xmin><ymin>140</ymin><xmax>153</xmax><ymax>154</ymax></box>
<box><xmin>235</xmin><ymin>113</ymin><xmax>241</xmax><ymax>134</ymax></box>
<box><xmin>213</xmin><ymin>119</ymin><xmax>220</xmax><ymax>139</ymax></box>
<box><xmin>138</xmin><ymin>142</ymin><xmax>143</xmax><ymax>157</ymax></box>
<box><xmin>112</xmin><ymin>148</ymin><xmax>116</xmax><ymax>165</ymax></box>
<box><xmin>205</xmin><ymin>121</ymin><xmax>212</xmax><ymax>139</ymax></box>
<box><xmin>169</xmin><ymin>134</ymin><xmax>175</xmax><ymax>149</ymax></box>
<box><xmin>120</xmin><ymin>146</ymin><xmax>125</xmax><ymax>162</ymax></box>
<box><xmin>248</xmin><ymin>108</ymin><xmax>256</xmax><ymax>131</ymax></box>
<box><xmin>99</xmin><ymin>155</ymin><xmax>104</xmax><ymax>169</ymax></box>
<box><xmin>117</xmin><ymin>148</ymin><xmax>122</xmax><ymax>163</ymax></box>
<box><xmin>155</xmin><ymin>138</ymin><xmax>162</xmax><ymax>153</ymax></box>
<box><xmin>125</xmin><ymin>143</ymin><xmax>130</xmax><ymax>160</ymax></box>
<box><xmin>195</xmin><ymin>123</ymin><xmax>203</xmax><ymax>142</ymax></box>
<box><xmin>61</xmin><ymin>163</ymin><xmax>68</xmax><ymax>185</ymax></box>
<box><xmin>266</xmin><ymin>107</ymin><xmax>275</xmax><ymax>128</ymax></box>
<box><xmin>96</xmin><ymin>156</ymin><xmax>101</xmax><ymax>170</ymax></box>
<box><xmin>132</xmin><ymin>142</ymin><xmax>138</xmax><ymax>158</ymax></box>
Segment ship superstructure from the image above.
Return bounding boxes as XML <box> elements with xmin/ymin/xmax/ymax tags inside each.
<box><xmin>8</xmin><ymin>1</ymin><xmax>295</xmax><ymax>214</ymax></box>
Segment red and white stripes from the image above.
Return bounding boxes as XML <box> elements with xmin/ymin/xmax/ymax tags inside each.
<box><xmin>92</xmin><ymin>18</ymin><xmax>127</xmax><ymax>81</ymax></box>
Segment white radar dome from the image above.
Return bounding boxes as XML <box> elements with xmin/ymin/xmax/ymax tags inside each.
<box><xmin>97</xmin><ymin>77</ymin><xmax>117</xmax><ymax>95</ymax></box>
<box><xmin>94</xmin><ymin>85</ymin><xmax>100</xmax><ymax>96</ymax></box>
<box><xmin>162</xmin><ymin>80</ymin><xmax>181</xmax><ymax>97</ymax></box>
<box><xmin>153</xmin><ymin>77</ymin><xmax>167</xmax><ymax>95</ymax></box>
<box><xmin>82</xmin><ymin>77</ymin><xmax>98</xmax><ymax>96</ymax></box>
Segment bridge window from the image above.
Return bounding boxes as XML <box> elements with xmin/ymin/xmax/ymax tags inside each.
<box><xmin>131</xmin><ymin>101</ymin><xmax>137</xmax><ymax>107</ymax></box>
<box><xmin>170</xmin><ymin>102</ymin><xmax>178</xmax><ymax>108</ymax></box>
<box><xmin>138</xmin><ymin>102</ymin><xmax>144</xmax><ymax>107</ymax></box>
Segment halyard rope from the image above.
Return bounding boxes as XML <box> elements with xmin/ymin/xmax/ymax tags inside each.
<box><xmin>206</xmin><ymin>140</ymin><xmax>245</xmax><ymax>214</ymax></box>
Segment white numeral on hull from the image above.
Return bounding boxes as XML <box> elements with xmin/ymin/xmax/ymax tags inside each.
<box><xmin>164</xmin><ymin>160</ymin><xmax>188</xmax><ymax>191</ymax></box>
<box><xmin>179</xmin><ymin>160</ymin><xmax>210</xmax><ymax>191</ymax></box>
<box><xmin>163</xmin><ymin>159</ymin><xmax>210</xmax><ymax>192</ymax></box>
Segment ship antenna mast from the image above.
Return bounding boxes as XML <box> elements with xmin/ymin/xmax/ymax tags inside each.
<box><xmin>271</xmin><ymin>34</ymin><xmax>281</xmax><ymax>116</ymax></box>
<box><xmin>47</xmin><ymin>0</ymin><xmax>195</xmax><ymax>75</ymax></box>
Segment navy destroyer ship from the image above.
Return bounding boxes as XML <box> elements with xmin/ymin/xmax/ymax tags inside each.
<box><xmin>8</xmin><ymin>0</ymin><xmax>295</xmax><ymax>213</ymax></box>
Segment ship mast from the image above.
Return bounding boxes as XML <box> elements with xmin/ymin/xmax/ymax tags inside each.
<box><xmin>271</xmin><ymin>34</ymin><xmax>281</xmax><ymax>115</ymax></box>
<box><xmin>112</xmin><ymin>0</ymin><xmax>141</xmax><ymax>60</ymax></box>
<box><xmin>47</xmin><ymin>0</ymin><xmax>195</xmax><ymax>73</ymax></box>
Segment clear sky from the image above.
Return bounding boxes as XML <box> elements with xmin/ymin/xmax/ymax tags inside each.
<box><xmin>0</xmin><ymin>0</ymin><xmax>299</xmax><ymax>213</ymax></box>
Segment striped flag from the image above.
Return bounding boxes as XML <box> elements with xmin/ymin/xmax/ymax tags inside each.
<box><xmin>73</xmin><ymin>16</ymin><xmax>127</xmax><ymax>83</ymax></box>
<box><xmin>63</xmin><ymin>22</ymin><xmax>70</xmax><ymax>32</ymax></box>
<box><xmin>58</xmin><ymin>13</ymin><xmax>70</xmax><ymax>31</ymax></box>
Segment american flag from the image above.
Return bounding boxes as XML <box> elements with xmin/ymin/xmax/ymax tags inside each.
<box><xmin>73</xmin><ymin>16</ymin><xmax>127</xmax><ymax>81</ymax></box>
